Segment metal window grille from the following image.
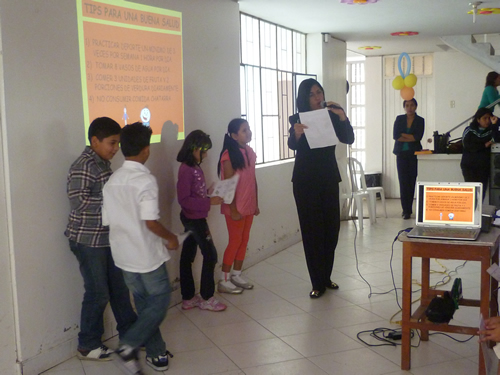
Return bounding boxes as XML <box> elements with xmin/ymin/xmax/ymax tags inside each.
<box><xmin>240</xmin><ymin>13</ymin><xmax>306</xmax><ymax>164</ymax></box>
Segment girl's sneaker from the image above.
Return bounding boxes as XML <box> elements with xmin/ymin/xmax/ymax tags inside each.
<box><xmin>181</xmin><ymin>295</ymin><xmax>201</xmax><ymax>310</ymax></box>
<box><xmin>198</xmin><ymin>296</ymin><xmax>227</xmax><ymax>311</ymax></box>
<box><xmin>230</xmin><ymin>274</ymin><xmax>254</xmax><ymax>289</ymax></box>
<box><xmin>217</xmin><ymin>280</ymin><xmax>244</xmax><ymax>294</ymax></box>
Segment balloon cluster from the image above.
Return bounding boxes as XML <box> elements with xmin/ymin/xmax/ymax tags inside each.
<box><xmin>391</xmin><ymin>52</ymin><xmax>417</xmax><ymax>100</ymax></box>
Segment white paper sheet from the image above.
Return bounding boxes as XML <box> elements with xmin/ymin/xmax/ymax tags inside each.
<box><xmin>298</xmin><ymin>108</ymin><xmax>339</xmax><ymax>149</ymax></box>
<box><xmin>164</xmin><ymin>231</ymin><xmax>192</xmax><ymax>249</ymax></box>
<box><xmin>494</xmin><ymin>210</ymin><xmax>500</xmax><ymax>226</ymax></box>
<box><xmin>209</xmin><ymin>174</ymin><xmax>240</xmax><ymax>204</ymax></box>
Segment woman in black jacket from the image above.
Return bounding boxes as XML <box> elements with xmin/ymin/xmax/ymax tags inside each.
<box><xmin>461</xmin><ymin>107</ymin><xmax>499</xmax><ymax>200</ymax></box>
<box><xmin>288</xmin><ymin>78</ymin><xmax>354</xmax><ymax>298</ymax></box>
<box><xmin>393</xmin><ymin>98</ymin><xmax>425</xmax><ymax>220</ymax></box>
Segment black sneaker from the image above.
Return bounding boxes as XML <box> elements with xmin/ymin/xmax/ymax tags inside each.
<box><xmin>146</xmin><ymin>350</ymin><xmax>173</xmax><ymax>371</ymax></box>
<box><xmin>77</xmin><ymin>345</ymin><xmax>113</xmax><ymax>361</ymax></box>
<box><xmin>113</xmin><ymin>346</ymin><xmax>143</xmax><ymax>375</ymax></box>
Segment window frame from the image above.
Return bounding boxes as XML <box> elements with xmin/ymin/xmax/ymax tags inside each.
<box><xmin>239</xmin><ymin>13</ymin><xmax>307</xmax><ymax>165</ymax></box>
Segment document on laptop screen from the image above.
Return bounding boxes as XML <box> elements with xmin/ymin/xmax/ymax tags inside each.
<box><xmin>423</xmin><ymin>185</ymin><xmax>475</xmax><ymax>225</ymax></box>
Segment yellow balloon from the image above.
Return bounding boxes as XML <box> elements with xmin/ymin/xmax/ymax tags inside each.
<box><xmin>400</xmin><ymin>86</ymin><xmax>415</xmax><ymax>100</ymax></box>
<box><xmin>392</xmin><ymin>76</ymin><xmax>404</xmax><ymax>90</ymax></box>
<box><xmin>404</xmin><ymin>74</ymin><xmax>417</xmax><ymax>88</ymax></box>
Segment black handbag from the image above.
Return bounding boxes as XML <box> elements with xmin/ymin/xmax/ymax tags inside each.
<box><xmin>425</xmin><ymin>291</ymin><xmax>456</xmax><ymax>323</ymax></box>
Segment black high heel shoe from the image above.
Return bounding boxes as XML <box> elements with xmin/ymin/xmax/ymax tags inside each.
<box><xmin>326</xmin><ymin>281</ymin><xmax>339</xmax><ymax>290</ymax></box>
<box><xmin>309</xmin><ymin>290</ymin><xmax>324</xmax><ymax>298</ymax></box>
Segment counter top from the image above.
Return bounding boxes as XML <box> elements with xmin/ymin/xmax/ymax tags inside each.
<box><xmin>417</xmin><ymin>153</ymin><xmax>461</xmax><ymax>160</ymax></box>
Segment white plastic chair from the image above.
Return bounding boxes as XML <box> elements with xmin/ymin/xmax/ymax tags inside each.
<box><xmin>347</xmin><ymin>157</ymin><xmax>387</xmax><ymax>220</ymax></box>
<box><xmin>339</xmin><ymin>159</ymin><xmax>373</xmax><ymax>230</ymax></box>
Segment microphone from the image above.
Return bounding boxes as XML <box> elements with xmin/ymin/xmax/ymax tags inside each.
<box><xmin>321</xmin><ymin>101</ymin><xmax>341</xmax><ymax>109</ymax></box>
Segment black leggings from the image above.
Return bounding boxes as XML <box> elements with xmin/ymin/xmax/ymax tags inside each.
<box><xmin>179</xmin><ymin>213</ymin><xmax>218</xmax><ymax>301</ymax></box>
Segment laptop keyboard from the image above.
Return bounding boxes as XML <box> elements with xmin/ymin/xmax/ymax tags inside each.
<box><xmin>419</xmin><ymin>227</ymin><xmax>478</xmax><ymax>239</ymax></box>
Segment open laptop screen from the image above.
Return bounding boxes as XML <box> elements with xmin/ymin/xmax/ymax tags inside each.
<box><xmin>415</xmin><ymin>182</ymin><xmax>482</xmax><ymax>227</ymax></box>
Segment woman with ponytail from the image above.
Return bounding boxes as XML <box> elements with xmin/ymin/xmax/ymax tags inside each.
<box><xmin>217</xmin><ymin>119</ymin><xmax>259</xmax><ymax>294</ymax></box>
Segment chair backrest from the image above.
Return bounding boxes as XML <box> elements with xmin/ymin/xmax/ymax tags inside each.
<box><xmin>338</xmin><ymin>159</ymin><xmax>353</xmax><ymax>196</ymax></box>
<box><xmin>347</xmin><ymin>157</ymin><xmax>368</xmax><ymax>191</ymax></box>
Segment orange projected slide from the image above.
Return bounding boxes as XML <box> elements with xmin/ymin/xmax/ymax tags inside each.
<box><xmin>77</xmin><ymin>0</ymin><xmax>184</xmax><ymax>143</ymax></box>
<box><xmin>423</xmin><ymin>186</ymin><xmax>474</xmax><ymax>223</ymax></box>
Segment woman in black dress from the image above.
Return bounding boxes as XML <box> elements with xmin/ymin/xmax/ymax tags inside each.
<box><xmin>288</xmin><ymin>78</ymin><xmax>354</xmax><ymax>298</ymax></box>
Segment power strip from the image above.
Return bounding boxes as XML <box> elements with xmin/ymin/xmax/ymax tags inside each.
<box><xmin>387</xmin><ymin>332</ymin><xmax>402</xmax><ymax>340</ymax></box>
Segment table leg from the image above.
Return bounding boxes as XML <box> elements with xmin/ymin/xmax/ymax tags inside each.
<box><xmin>421</xmin><ymin>257</ymin><xmax>430</xmax><ymax>341</ymax></box>
<box><xmin>479</xmin><ymin>253</ymin><xmax>491</xmax><ymax>375</ymax></box>
<box><xmin>401</xmin><ymin>244</ymin><xmax>412</xmax><ymax>370</ymax></box>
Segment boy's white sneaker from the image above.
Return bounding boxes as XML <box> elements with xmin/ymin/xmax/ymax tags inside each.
<box><xmin>146</xmin><ymin>350</ymin><xmax>173</xmax><ymax>372</ymax></box>
<box><xmin>77</xmin><ymin>345</ymin><xmax>113</xmax><ymax>361</ymax></box>
<box><xmin>113</xmin><ymin>346</ymin><xmax>143</xmax><ymax>375</ymax></box>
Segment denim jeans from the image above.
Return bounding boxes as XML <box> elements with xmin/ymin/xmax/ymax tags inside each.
<box><xmin>69</xmin><ymin>240</ymin><xmax>137</xmax><ymax>351</ymax></box>
<box><xmin>180</xmin><ymin>213</ymin><xmax>218</xmax><ymax>300</ymax></box>
<box><xmin>121</xmin><ymin>264</ymin><xmax>171</xmax><ymax>357</ymax></box>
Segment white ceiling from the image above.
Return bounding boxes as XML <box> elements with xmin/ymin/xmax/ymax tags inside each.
<box><xmin>237</xmin><ymin>0</ymin><xmax>500</xmax><ymax>57</ymax></box>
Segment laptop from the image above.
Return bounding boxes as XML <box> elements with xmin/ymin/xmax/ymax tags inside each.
<box><xmin>407</xmin><ymin>182</ymin><xmax>482</xmax><ymax>241</ymax></box>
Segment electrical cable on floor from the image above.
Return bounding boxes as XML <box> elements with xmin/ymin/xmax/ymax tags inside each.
<box><xmin>346</xmin><ymin>146</ymin><xmax>375</xmax><ymax>297</ymax></box>
<box><xmin>428</xmin><ymin>332</ymin><xmax>475</xmax><ymax>343</ymax></box>
<box><xmin>367</xmin><ymin>228</ymin><xmax>413</xmax><ymax>310</ymax></box>
<box><xmin>345</xmin><ymin>157</ymin><xmax>475</xmax><ymax>346</ymax></box>
<box><xmin>356</xmin><ymin>327</ymin><xmax>422</xmax><ymax>348</ymax></box>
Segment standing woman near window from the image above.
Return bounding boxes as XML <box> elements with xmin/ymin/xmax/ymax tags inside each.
<box><xmin>393</xmin><ymin>98</ymin><xmax>425</xmax><ymax>220</ymax></box>
<box><xmin>288</xmin><ymin>78</ymin><xmax>354</xmax><ymax>299</ymax></box>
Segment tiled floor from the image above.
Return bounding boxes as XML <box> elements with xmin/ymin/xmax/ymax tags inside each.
<box><xmin>42</xmin><ymin>199</ymin><xmax>488</xmax><ymax>374</ymax></box>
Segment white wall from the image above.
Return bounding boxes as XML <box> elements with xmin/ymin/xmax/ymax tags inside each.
<box><xmin>0</xmin><ymin>23</ymin><xmax>19</xmax><ymax>373</ymax></box>
<box><xmin>0</xmin><ymin>1</ymin><xmax>301</xmax><ymax>374</ymax></box>
<box><xmin>434</xmin><ymin>51</ymin><xmax>492</xmax><ymax>136</ymax></box>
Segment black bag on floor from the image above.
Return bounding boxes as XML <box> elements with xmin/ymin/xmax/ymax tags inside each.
<box><xmin>425</xmin><ymin>291</ymin><xmax>456</xmax><ymax>323</ymax></box>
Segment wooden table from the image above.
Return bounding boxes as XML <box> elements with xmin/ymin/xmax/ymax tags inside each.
<box><xmin>399</xmin><ymin>228</ymin><xmax>500</xmax><ymax>374</ymax></box>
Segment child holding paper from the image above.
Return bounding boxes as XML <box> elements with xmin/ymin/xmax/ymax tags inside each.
<box><xmin>176</xmin><ymin>130</ymin><xmax>227</xmax><ymax>311</ymax></box>
<box><xmin>217</xmin><ymin>119</ymin><xmax>259</xmax><ymax>294</ymax></box>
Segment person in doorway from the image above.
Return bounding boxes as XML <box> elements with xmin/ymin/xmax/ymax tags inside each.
<box><xmin>461</xmin><ymin>107</ymin><xmax>499</xmax><ymax>200</ymax></box>
<box><xmin>479</xmin><ymin>71</ymin><xmax>500</xmax><ymax>110</ymax></box>
<box><xmin>287</xmin><ymin>78</ymin><xmax>354</xmax><ymax>299</ymax></box>
<box><xmin>393</xmin><ymin>98</ymin><xmax>425</xmax><ymax>220</ymax></box>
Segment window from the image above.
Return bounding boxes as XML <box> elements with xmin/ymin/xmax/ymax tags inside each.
<box><xmin>240</xmin><ymin>13</ymin><xmax>306</xmax><ymax>164</ymax></box>
<box><xmin>346</xmin><ymin>61</ymin><xmax>366</xmax><ymax>166</ymax></box>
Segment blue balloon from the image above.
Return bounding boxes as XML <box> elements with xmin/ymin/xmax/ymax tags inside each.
<box><xmin>398</xmin><ymin>53</ymin><xmax>411</xmax><ymax>79</ymax></box>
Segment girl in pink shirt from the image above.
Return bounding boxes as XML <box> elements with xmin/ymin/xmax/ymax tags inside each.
<box><xmin>217</xmin><ymin>119</ymin><xmax>259</xmax><ymax>294</ymax></box>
